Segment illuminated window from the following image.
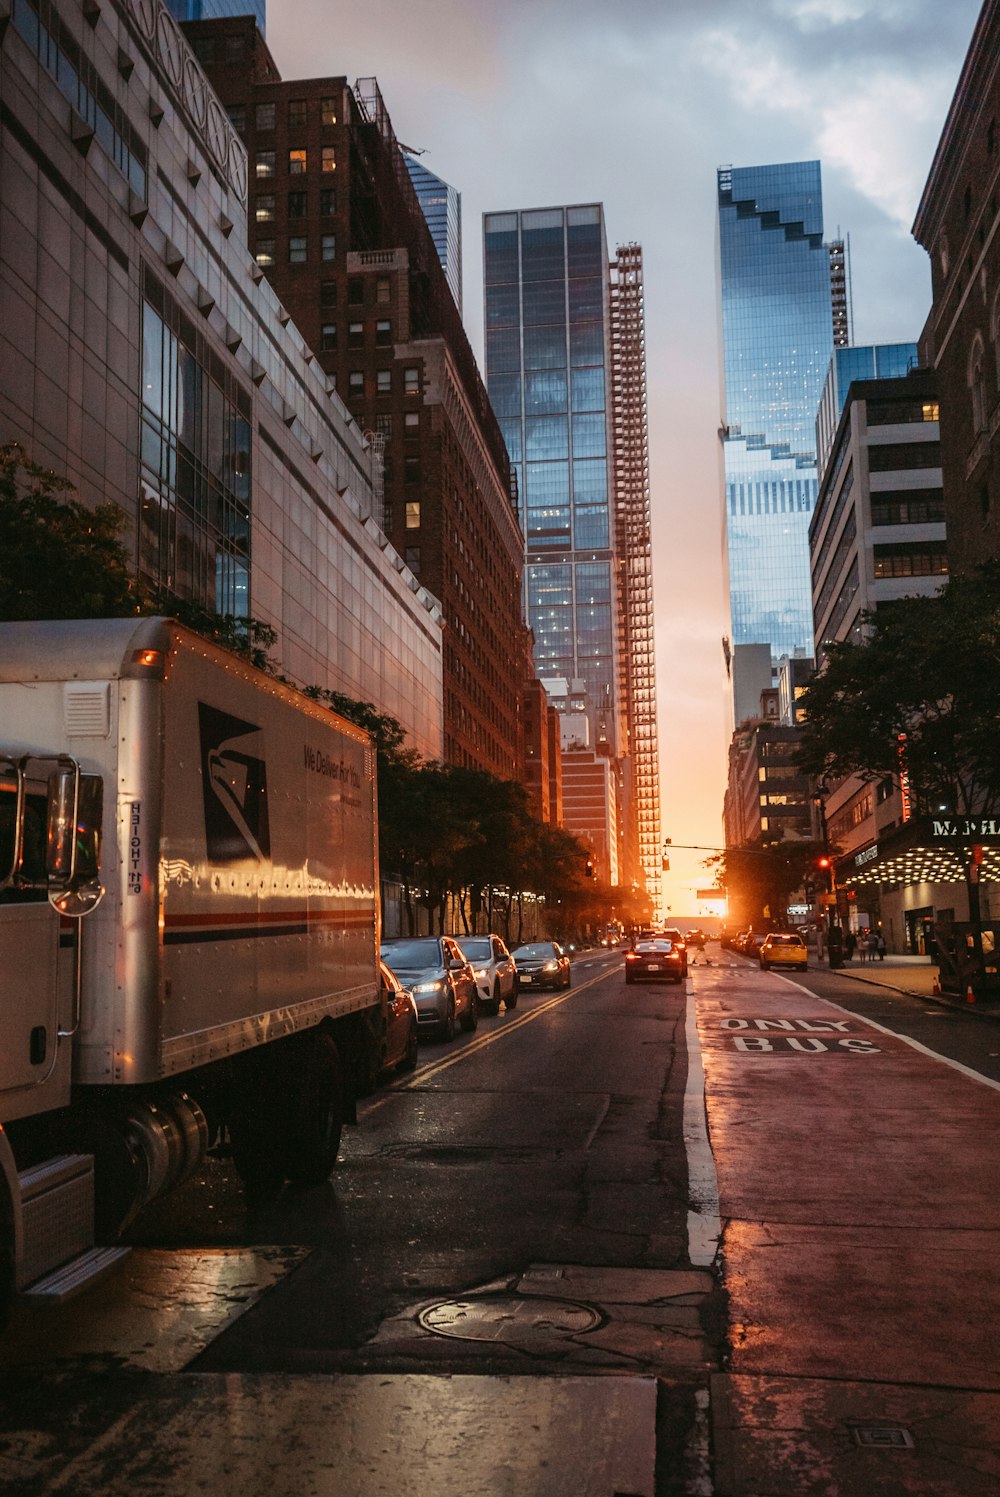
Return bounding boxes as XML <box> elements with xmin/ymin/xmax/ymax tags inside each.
<box><xmin>404</xmin><ymin>367</ymin><xmax>420</xmax><ymax>395</ymax></box>
<box><xmin>321</xmin><ymin>146</ymin><xmax>336</xmax><ymax>173</ymax></box>
<box><xmin>255</xmin><ymin>195</ymin><xmax>275</xmax><ymax>223</ymax></box>
<box><xmin>255</xmin><ymin>238</ymin><xmax>275</xmax><ymax>267</ymax></box>
<box><xmin>255</xmin><ymin>151</ymin><xmax>275</xmax><ymax>179</ymax></box>
<box><xmin>405</xmin><ymin>501</ymin><xmax>421</xmax><ymax>528</ymax></box>
<box><xmin>320</xmin><ymin>96</ymin><xmax>338</xmax><ymax>126</ymax></box>
<box><xmin>289</xmin><ymin>149</ymin><xmax>307</xmax><ymax>175</ymax></box>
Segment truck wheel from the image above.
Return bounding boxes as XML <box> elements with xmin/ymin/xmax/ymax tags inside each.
<box><xmin>230</xmin><ymin>1087</ymin><xmax>286</xmax><ymax>1201</ymax></box>
<box><xmin>283</xmin><ymin>1033</ymin><xmax>344</xmax><ymax>1187</ymax></box>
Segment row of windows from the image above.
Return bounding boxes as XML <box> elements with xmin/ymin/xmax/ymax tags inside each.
<box><xmin>866</xmin><ymin>398</ymin><xmax>939</xmax><ymax>427</ymax></box>
<box><xmin>319</xmin><ymin>320</ymin><xmax>393</xmax><ymax>350</ymax></box>
<box><xmin>872</xmin><ymin>543</ymin><xmax>949</xmax><ymax>578</ymax></box>
<box><xmin>867</xmin><ymin>441</ymin><xmax>941</xmax><ymax>472</ymax></box>
<box><xmin>223</xmin><ymin>98</ymin><xmax>339</xmax><ymax>133</ymax></box>
<box><xmin>343</xmin><ymin>367</ymin><xmax>421</xmax><ymax>397</ymax></box>
<box><xmin>870</xmin><ymin>489</ymin><xmax>946</xmax><ymax>526</ymax></box>
<box><xmin>256</xmin><ymin>235</ymin><xmax>336</xmax><ymax>266</ymax></box>
<box><xmin>255</xmin><ymin>147</ymin><xmax>336</xmax><ymax>178</ymax></box>
<box><xmin>256</xmin><ymin>189</ymin><xmax>337</xmax><ymax>221</ymax></box>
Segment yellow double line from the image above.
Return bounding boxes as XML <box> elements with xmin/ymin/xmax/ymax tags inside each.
<box><xmin>363</xmin><ymin>961</ymin><xmax>621</xmax><ymax>1111</ymax></box>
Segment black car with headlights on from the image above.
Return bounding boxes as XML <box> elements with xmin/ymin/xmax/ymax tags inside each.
<box><xmin>380</xmin><ymin>936</ymin><xmax>478</xmax><ymax>1041</ymax></box>
<box><xmin>625</xmin><ymin>937</ymin><xmax>685</xmax><ymax>984</ymax></box>
<box><xmin>511</xmin><ymin>940</ymin><xmax>571</xmax><ymax>991</ymax></box>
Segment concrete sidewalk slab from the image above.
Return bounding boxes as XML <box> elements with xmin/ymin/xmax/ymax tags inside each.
<box><xmin>712</xmin><ymin>1373</ymin><xmax>1000</xmax><ymax>1497</ymax></box>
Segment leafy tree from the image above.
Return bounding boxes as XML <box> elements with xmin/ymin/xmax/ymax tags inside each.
<box><xmin>796</xmin><ymin>568</ymin><xmax>1000</xmax><ymax>973</ymax></box>
<box><xmin>796</xmin><ymin>570</ymin><xmax>1000</xmax><ymax>815</ymax></box>
<box><xmin>0</xmin><ymin>443</ymin><xmax>138</xmax><ymax>619</ymax></box>
<box><xmin>706</xmin><ymin>838</ymin><xmax>828</xmax><ymax>930</ymax></box>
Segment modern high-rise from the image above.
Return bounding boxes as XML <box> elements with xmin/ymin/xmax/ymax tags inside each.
<box><xmin>166</xmin><ymin>0</ymin><xmax>265</xmax><ymax>30</ymax></box>
<box><xmin>483</xmin><ymin>205</ymin><xmax>661</xmax><ymax>902</ymax></box>
<box><xmin>717</xmin><ymin>161</ymin><xmax>840</xmax><ymax>685</ymax></box>
<box><xmin>404</xmin><ymin>156</ymin><xmax>462</xmax><ymax>316</ymax></box>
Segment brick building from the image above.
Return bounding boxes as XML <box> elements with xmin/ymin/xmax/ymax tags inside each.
<box><xmin>187</xmin><ymin>18</ymin><xmax>527</xmax><ymax>776</ymax></box>
<box><xmin>913</xmin><ymin>0</ymin><xmax>1000</xmax><ymax>575</ymax></box>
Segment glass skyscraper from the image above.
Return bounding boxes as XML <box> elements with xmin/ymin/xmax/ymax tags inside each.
<box><xmin>484</xmin><ymin>204</ymin><xmax>620</xmax><ymax>749</ymax></box>
<box><xmin>717</xmin><ymin>161</ymin><xmax>835</xmax><ymax>664</ymax></box>
<box><xmin>166</xmin><ymin>0</ymin><xmax>266</xmax><ymax>31</ymax></box>
<box><xmin>404</xmin><ymin>156</ymin><xmax>462</xmax><ymax>316</ymax></box>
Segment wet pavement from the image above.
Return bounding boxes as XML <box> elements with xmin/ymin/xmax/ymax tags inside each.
<box><xmin>699</xmin><ymin>960</ymin><xmax>1000</xmax><ymax>1494</ymax></box>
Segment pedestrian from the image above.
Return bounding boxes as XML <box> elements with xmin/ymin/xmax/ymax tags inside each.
<box><xmin>876</xmin><ymin>930</ymin><xmax>886</xmax><ymax>961</ymax></box>
<box><xmin>867</xmin><ymin>928</ymin><xmax>879</xmax><ymax>962</ymax></box>
<box><xmin>845</xmin><ymin>930</ymin><xmax>856</xmax><ymax>963</ymax></box>
<box><xmin>857</xmin><ymin>929</ymin><xmax>869</xmax><ymax>964</ymax></box>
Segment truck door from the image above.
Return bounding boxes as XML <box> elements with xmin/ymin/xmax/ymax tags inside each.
<box><xmin>0</xmin><ymin>777</ymin><xmax>61</xmax><ymax>1096</ymax></box>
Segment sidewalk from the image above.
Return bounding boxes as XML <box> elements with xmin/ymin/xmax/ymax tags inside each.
<box><xmin>833</xmin><ymin>953</ymin><xmax>1000</xmax><ymax>1019</ymax></box>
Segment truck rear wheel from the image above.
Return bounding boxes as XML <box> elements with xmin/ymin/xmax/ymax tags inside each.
<box><xmin>281</xmin><ymin>1032</ymin><xmax>344</xmax><ymax>1187</ymax></box>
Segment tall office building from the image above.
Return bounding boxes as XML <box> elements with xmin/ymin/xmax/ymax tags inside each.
<box><xmin>717</xmin><ymin>161</ymin><xmax>839</xmax><ymax>682</ymax></box>
<box><xmin>483</xmin><ymin>205</ymin><xmax>661</xmax><ymax>899</ymax></box>
<box><xmin>166</xmin><ymin>0</ymin><xmax>265</xmax><ymax>29</ymax></box>
<box><xmin>404</xmin><ymin>156</ymin><xmax>462</xmax><ymax>316</ymax></box>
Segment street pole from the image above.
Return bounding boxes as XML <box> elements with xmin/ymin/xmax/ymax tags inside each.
<box><xmin>815</xmin><ymin>784</ymin><xmax>843</xmax><ymax>969</ymax></box>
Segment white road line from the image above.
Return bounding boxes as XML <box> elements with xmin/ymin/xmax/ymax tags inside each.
<box><xmin>813</xmin><ymin>984</ymin><xmax>1000</xmax><ymax>1094</ymax></box>
<box><xmin>683</xmin><ymin>987</ymin><xmax>721</xmax><ymax>1268</ymax></box>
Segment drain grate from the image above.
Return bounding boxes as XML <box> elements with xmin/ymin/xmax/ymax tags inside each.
<box><xmin>851</xmin><ymin>1425</ymin><xmax>916</xmax><ymax>1449</ymax></box>
<box><xmin>418</xmin><ymin>1294</ymin><xmax>602</xmax><ymax>1346</ymax></box>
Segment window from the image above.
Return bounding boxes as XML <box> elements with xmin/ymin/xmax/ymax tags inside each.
<box><xmin>289</xmin><ymin>149</ymin><xmax>307</xmax><ymax>175</ymax></box>
<box><xmin>404</xmin><ymin>367</ymin><xmax>420</xmax><ymax>395</ymax></box>
<box><xmin>405</xmin><ymin>501</ymin><xmax>421</xmax><ymax>529</ymax></box>
<box><xmin>968</xmin><ymin>334</ymin><xmax>987</xmax><ymax>434</ymax></box>
<box><xmin>376</xmin><ymin>369</ymin><xmax>391</xmax><ymax>394</ymax></box>
<box><xmin>320</xmin><ymin>187</ymin><xmax>336</xmax><ymax>217</ymax></box>
<box><xmin>255</xmin><ymin>151</ymin><xmax>275</xmax><ymax>179</ymax></box>
<box><xmin>320</xmin><ymin>96</ymin><xmax>338</xmax><ymax>126</ymax></box>
<box><xmin>255</xmin><ymin>238</ymin><xmax>275</xmax><ymax>267</ymax></box>
<box><xmin>348</xmin><ymin>321</ymin><xmax>364</xmax><ymax>349</ymax></box>
<box><xmin>320</xmin><ymin>324</ymin><xmax>337</xmax><ymax>351</ymax></box>
<box><xmin>288</xmin><ymin>98</ymin><xmax>307</xmax><ymax>131</ymax></box>
<box><xmin>226</xmin><ymin>104</ymin><xmax>246</xmax><ymax>134</ymax></box>
<box><xmin>349</xmin><ymin>371</ymin><xmax>364</xmax><ymax>393</ymax></box>
<box><xmin>404</xmin><ymin>411</ymin><xmax>420</xmax><ymax>430</ymax></box>
<box><xmin>348</xmin><ymin>277</ymin><xmax>364</xmax><ymax>305</ymax></box>
<box><xmin>405</xmin><ymin>546</ymin><xmax>420</xmax><ymax>573</ymax></box>
<box><xmin>873</xmin><ymin>542</ymin><xmax>949</xmax><ymax>579</ymax></box>
<box><xmin>320</xmin><ymin>281</ymin><xmax>337</xmax><ymax>308</ymax></box>
<box><xmin>321</xmin><ymin>234</ymin><xmax>336</xmax><ymax>262</ymax></box>
<box><xmin>288</xmin><ymin>236</ymin><xmax>307</xmax><ymax>264</ymax></box>
<box><xmin>287</xmin><ymin>191</ymin><xmax>307</xmax><ymax>219</ymax></box>
<box><xmin>375</xmin><ymin>319</ymin><xmax>391</xmax><ymax>346</ymax></box>
<box><xmin>376</xmin><ymin>277</ymin><xmax>391</xmax><ymax>304</ymax></box>
<box><xmin>255</xmin><ymin>102</ymin><xmax>275</xmax><ymax>132</ymax></box>
<box><xmin>404</xmin><ymin>456</ymin><xmax>420</xmax><ymax>483</ymax></box>
<box><xmin>321</xmin><ymin>146</ymin><xmax>336</xmax><ymax>173</ymax></box>
<box><xmin>255</xmin><ymin>194</ymin><xmax>275</xmax><ymax>223</ymax></box>
<box><xmin>376</xmin><ymin>414</ymin><xmax>392</xmax><ymax>438</ymax></box>
<box><xmin>224</xmin><ymin>36</ymin><xmax>244</xmax><ymax>64</ymax></box>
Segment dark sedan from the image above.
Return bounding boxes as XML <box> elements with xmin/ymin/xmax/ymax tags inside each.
<box><xmin>511</xmin><ymin>940</ymin><xmax>571</xmax><ymax>991</ymax></box>
<box><xmin>625</xmin><ymin>937</ymin><xmax>685</xmax><ymax>984</ymax></box>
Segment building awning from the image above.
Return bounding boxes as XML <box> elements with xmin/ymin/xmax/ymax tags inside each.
<box><xmin>839</xmin><ymin>815</ymin><xmax>1000</xmax><ymax>889</ymax></box>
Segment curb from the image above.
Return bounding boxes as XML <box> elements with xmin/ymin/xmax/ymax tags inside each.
<box><xmin>835</xmin><ymin>967</ymin><xmax>1000</xmax><ymax>1022</ymax></box>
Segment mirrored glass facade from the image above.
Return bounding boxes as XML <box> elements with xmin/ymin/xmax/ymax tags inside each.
<box><xmin>484</xmin><ymin>205</ymin><xmax>619</xmax><ymax>731</ymax></box>
<box><xmin>166</xmin><ymin>0</ymin><xmax>266</xmax><ymax>30</ymax></box>
<box><xmin>718</xmin><ymin>161</ymin><xmax>834</xmax><ymax>661</ymax></box>
<box><xmin>404</xmin><ymin>156</ymin><xmax>462</xmax><ymax>316</ymax></box>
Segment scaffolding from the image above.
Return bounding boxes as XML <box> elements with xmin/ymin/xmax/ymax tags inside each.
<box><xmin>609</xmin><ymin>243</ymin><xmax>663</xmax><ymax>919</ymax></box>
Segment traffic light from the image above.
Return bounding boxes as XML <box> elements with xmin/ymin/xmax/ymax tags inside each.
<box><xmin>816</xmin><ymin>855</ymin><xmax>831</xmax><ymax>871</ymax></box>
<box><xmin>585</xmin><ymin>858</ymin><xmax>595</xmax><ymax>878</ymax></box>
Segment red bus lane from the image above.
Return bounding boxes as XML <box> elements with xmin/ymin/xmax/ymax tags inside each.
<box><xmin>696</xmin><ymin>965</ymin><xmax>1000</xmax><ymax>1492</ymax></box>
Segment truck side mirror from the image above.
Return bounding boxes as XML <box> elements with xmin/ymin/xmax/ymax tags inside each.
<box><xmin>46</xmin><ymin>765</ymin><xmax>105</xmax><ymax>917</ymax></box>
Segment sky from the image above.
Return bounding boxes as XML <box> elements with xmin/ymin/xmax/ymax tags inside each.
<box><xmin>268</xmin><ymin>0</ymin><xmax>982</xmax><ymax>918</ymax></box>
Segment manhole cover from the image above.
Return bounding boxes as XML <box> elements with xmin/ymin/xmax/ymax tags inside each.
<box><xmin>418</xmin><ymin>1294</ymin><xmax>602</xmax><ymax>1349</ymax></box>
<box><xmin>851</xmin><ymin>1425</ymin><xmax>916</xmax><ymax>1449</ymax></box>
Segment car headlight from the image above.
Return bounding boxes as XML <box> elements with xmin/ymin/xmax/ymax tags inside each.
<box><xmin>474</xmin><ymin>967</ymin><xmax>489</xmax><ymax>979</ymax></box>
<box><xmin>414</xmin><ymin>979</ymin><xmax>444</xmax><ymax>993</ymax></box>
<box><xmin>543</xmin><ymin>960</ymin><xmax>559</xmax><ymax>971</ymax></box>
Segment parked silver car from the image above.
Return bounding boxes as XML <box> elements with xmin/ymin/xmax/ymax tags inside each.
<box><xmin>452</xmin><ymin>933</ymin><xmax>518</xmax><ymax>1014</ymax></box>
<box><xmin>380</xmin><ymin>936</ymin><xmax>478</xmax><ymax>1041</ymax></box>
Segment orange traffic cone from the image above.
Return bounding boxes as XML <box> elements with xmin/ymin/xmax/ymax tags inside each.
<box><xmin>932</xmin><ymin>972</ymin><xmax>942</xmax><ymax>996</ymax></box>
<box><xmin>966</xmin><ymin>982</ymin><xmax>977</xmax><ymax>1004</ymax></box>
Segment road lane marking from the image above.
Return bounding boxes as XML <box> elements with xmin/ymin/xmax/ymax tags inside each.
<box><xmin>683</xmin><ymin>989</ymin><xmax>721</xmax><ymax>1268</ymax></box>
<box><xmin>362</xmin><ymin>965</ymin><xmax>622</xmax><ymax>1111</ymax></box>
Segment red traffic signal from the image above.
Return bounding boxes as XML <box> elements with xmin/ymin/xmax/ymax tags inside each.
<box><xmin>816</xmin><ymin>856</ymin><xmax>831</xmax><ymax>869</ymax></box>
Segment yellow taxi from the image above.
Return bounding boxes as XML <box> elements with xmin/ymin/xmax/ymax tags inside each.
<box><xmin>759</xmin><ymin>931</ymin><xmax>809</xmax><ymax>972</ymax></box>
